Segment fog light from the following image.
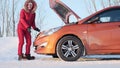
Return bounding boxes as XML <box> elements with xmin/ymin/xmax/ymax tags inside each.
<box><xmin>40</xmin><ymin>42</ymin><xmax>48</xmax><ymax>47</ymax></box>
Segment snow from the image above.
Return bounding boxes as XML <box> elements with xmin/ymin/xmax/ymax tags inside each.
<box><xmin>0</xmin><ymin>37</ymin><xmax>120</xmax><ymax>68</ymax></box>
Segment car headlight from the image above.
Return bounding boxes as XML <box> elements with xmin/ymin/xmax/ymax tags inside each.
<box><xmin>42</xmin><ymin>26</ymin><xmax>62</xmax><ymax>36</ymax></box>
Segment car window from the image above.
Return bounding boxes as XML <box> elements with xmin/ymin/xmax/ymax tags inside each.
<box><xmin>85</xmin><ymin>8</ymin><xmax>120</xmax><ymax>24</ymax></box>
<box><xmin>99</xmin><ymin>9</ymin><xmax>120</xmax><ymax>22</ymax></box>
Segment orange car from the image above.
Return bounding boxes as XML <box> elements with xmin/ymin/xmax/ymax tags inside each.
<box><xmin>33</xmin><ymin>0</ymin><xmax>120</xmax><ymax>61</ymax></box>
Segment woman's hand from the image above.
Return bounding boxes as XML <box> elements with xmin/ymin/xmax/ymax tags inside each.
<box><xmin>27</xmin><ymin>27</ymin><xmax>31</xmax><ymax>33</ymax></box>
<box><xmin>35</xmin><ymin>28</ymin><xmax>40</xmax><ymax>32</ymax></box>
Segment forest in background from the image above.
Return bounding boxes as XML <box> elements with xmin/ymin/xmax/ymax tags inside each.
<box><xmin>0</xmin><ymin>0</ymin><xmax>120</xmax><ymax>37</ymax></box>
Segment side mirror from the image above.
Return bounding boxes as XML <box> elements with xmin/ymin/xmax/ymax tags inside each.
<box><xmin>88</xmin><ymin>17</ymin><xmax>100</xmax><ymax>24</ymax></box>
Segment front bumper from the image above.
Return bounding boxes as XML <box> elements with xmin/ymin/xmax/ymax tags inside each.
<box><xmin>33</xmin><ymin>34</ymin><xmax>57</xmax><ymax>54</ymax></box>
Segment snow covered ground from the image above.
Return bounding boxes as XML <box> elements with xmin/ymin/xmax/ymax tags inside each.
<box><xmin>1</xmin><ymin>37</ymin><xmax>120</xmax><ymax>68</ymax></box>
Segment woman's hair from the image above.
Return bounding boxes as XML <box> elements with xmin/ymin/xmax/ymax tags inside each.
<box><xmin>24</xmin><ymin>0</ymin><xmax>37</xmax><ymax>13</ymax></box>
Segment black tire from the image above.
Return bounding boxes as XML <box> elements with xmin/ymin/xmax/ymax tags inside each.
<box><xmin>52</xmin><ymin>54</ymin><xmax>59</xmax><ymax>58</ymax></box>
<box><xmin>57</xmin><ymin>36</ymin><xmax>84</xmax><ymax>61</ymax></box>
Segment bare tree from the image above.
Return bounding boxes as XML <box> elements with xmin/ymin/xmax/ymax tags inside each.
<box><xmin>6</xmin><ymin>0</ymin><xmax>10</xmax><ymax>36</ymax></box>
<box><xmin>0</xmin><ymin>0</ymin><xmax>45</xmax><ymax>37</ymax></box>
<box><xmin>1</xmin><ymin>0</ymin><xmax>6</xmax><ymax>37</ymax></box>
<box><xmin>12</xmin><ymin>0</ymin><xmax>16</xmax><ymax>36</ymax></box>
<box><xmin>101</xmin><ymin>0</ymin><xmax>106</xmax><ymax>9</ymax></box>
<box><xmin>0</xmin><ymin>30</ymin><xmax>1</xmax><ymax>37</ymax></box>
<box><xmin>6</xmin><ymin>0</ymin><xmax>12</xmax><ymax>36</ymax></box>
<box><xmin>84</xmin><ymin>0</ymin><xmax>120</xmax><ymax>14</ymax></box>
<box><xmin>91</xmin><ymin>0</ymin><xmax>97</xmax><ymax>12</ymax></box>
<box><xmin>84</xmin><ymin>0</ymin><xmax>98</xmax><ymax>14</ymax></box>
<box><xmin>84</xmin><ymin>0</ymin><xmax>92</xmax><ymax>14</ymax></box>
<box><xmin>32</xmin><ymin>0</ymin><xmax>46</xmax><ymax>37</ymax></box>
<box><xmin>108</xmin><ymin>0</ymin><xmax>112</xmax><ymax>6</ymax></box>
<box><xmin>0</xmin><ymin>1</ymin><xmax>2</xmax><ymax>37</ymax></box>
<box><xmin>112</xmin><ymin>0</ymin><xmax>120</xmax><ymax>5</ymax></box>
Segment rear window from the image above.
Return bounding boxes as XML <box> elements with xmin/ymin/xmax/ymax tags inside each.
<box><xmin>54</xmin><ymin>3</ymin><xmax>69</xmax><ymax>19</ymax></box>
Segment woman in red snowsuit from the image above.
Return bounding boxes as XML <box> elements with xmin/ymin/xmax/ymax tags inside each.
<box><xmin>17</xmin><ymin>0</ymin><xmax>40</xmax><ymax>60</ymax></box>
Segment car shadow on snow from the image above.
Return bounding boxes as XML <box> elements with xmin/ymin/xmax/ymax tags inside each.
<box><xmin>78</xmin><ymin>58</ymin><xmax>120</xmax><ymax>62</ymax></box>
<box><xmin>100</xmin><ymin>58</ymin><xmax>120</xmax><ymax>60</ymax></box>
<box><xmin>36</xmin><ymin>57</ymin><xmax>120</xmax><ymax>62</ymax></box>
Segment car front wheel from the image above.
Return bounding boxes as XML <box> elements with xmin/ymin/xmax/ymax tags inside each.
<box><xmin>57</xmin><ymin>36</ymin><xmax>84</xmax><ymax>61</ymax></box>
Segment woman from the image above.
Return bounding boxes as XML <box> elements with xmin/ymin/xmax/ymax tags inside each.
<box><xmin>17</xmin><ymin>0</ymin><xmax>40</xmax><ymax>60</ymax></box>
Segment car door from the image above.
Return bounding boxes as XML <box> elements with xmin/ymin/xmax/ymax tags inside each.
<box><xmin>87</xmin><ymin>8</ymin><xmax>120</xmax><ymax>50</ymax></box>
<box><xmin>87</xmin><ymin>22</ymin><xmax>112</xmax><ymax>50</ymax></box>
<box><xmin>108</xmin><ymin>9</ymin><xmax>120</xmax><ymax>49</ymax></box>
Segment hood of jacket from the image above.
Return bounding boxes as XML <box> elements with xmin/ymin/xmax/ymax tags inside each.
<box><xmin>24</xmin><ymin>0</ymin><xmax>37</xmax><ymax>13</ymax></box>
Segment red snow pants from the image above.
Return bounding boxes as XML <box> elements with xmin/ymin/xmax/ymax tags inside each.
<box><xmin>17</xmin><ymin>28</ymin><xmax>31</xmax><ymax>55</ymax></box>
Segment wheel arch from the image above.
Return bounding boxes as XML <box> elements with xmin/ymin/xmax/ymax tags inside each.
<box><xmin>55</xmin><ymin>34</ymin><xmax>86</xmax><ymax>56</ymax></box>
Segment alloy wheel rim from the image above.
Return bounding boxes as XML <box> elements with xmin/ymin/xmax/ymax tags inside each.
<box><xmin>61</xmin><ymin>40</ymin><xmax>79</xmax><ymax>58</ymax></box>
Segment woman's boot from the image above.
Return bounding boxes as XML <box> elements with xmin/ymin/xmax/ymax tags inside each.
<box><xmin>18</xmin><ymin>54</ymin><xmax>26</xmax><ymax>60</ymax></box>
<box><xmin>25</xmin><ymin>54</ymin><xmax>35</xmax><ymax>60</ymax></box>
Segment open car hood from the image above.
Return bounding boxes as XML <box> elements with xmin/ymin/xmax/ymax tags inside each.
<box><xmin>49</xmin><ymin>0</ymin><xmax>80</xmax><ymax>24</ymax></box>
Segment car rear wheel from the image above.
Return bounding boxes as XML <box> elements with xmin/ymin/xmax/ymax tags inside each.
<box><xmin>57</xmin><ymin>36</ymin><xmax>84</xmax><ymax>61</ymax></box>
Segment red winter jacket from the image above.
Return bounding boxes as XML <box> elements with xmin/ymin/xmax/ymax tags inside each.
<box><xmin>18</xmin><ymin>9</ymin><xmax>36</xmax><ymax>30</ymax></box>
